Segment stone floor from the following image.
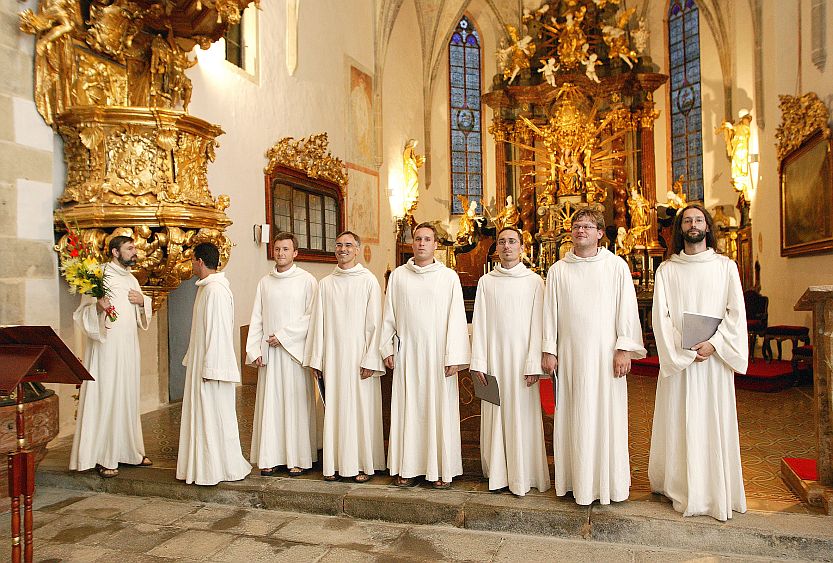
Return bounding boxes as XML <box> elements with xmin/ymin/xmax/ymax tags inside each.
<box><xmin>0</xmin><ymin>487</ymin><xmax>810</xmax><ymax>562</ymax></box>
<box><xmin>45</xmin><ymin>374</ymin><xmax>819</xmax><ymax>512</ymax></box>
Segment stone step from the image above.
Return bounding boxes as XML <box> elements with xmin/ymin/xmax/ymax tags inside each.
<box><xmin>36</xmin><ymin>465</ymin><xmax>833</xmax><ymax>562</ymax></box>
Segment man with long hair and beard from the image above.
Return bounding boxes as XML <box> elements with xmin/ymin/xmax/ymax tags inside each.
<box><xmin>649</xmin><ymin>204</ymin><xmax>748</xmax><ymax>521</ymax></box>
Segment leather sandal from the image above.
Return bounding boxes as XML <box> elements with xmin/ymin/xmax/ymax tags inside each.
<box><xmin>96</xmin><ymin>465</ymin><xmax>119</xmax><ymax>478</ymax></box>
<box><xmin>353</xmin><ymin>473</ymin><xmax>372</xmax><ymax>483</ymax></box>
<box><xmin>394</xmin><ymin>476</ymin><xmax>418</xmax><ymax>488</ymax></box>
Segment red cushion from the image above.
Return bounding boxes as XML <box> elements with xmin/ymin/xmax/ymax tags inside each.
<box><xmin>765</xmin><ymin>325</ymin><xmax>809</xmax><ymax>336</ymax></box>
<box><xmin>747</xmin><ymin>320</ymin><xmax>765</xmax><ymax>331</ymax></box>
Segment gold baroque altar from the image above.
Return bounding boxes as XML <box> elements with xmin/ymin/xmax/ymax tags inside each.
<box><xmin>479</xmin><ymin>0</ymin><xmax>667</xmax><ymax>280</ymax></box>
<box><xmin>20</xmin><ymin>0</ymin><xmax>255</xmax><ymax>310</ymax></box>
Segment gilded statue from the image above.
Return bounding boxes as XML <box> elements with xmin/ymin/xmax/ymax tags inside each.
<box><xmin>666</xmin><ymin>175</ymin><xmax>687</xmax><ymax>209</ymax></box>
<box><xmin>716</xmin><ymin>110</ymin><xmax>753</xmax><ymax>200</ymax></box>
<box><xmin>558</xmin><ymin>147</ymin><xmax>585</xmax><ymax>195</ymax></box>
<box><xmin>455</xmin><ymin>195</ymin><xmax>479</xmax><ymax>245</ymax></box>
<box><xmin>19</xmin><ymin>0</ymin><xmax>81</xmax><ymax>56</ymax></box>
<box><xmin>602</xmin><ymin>8</ymin><xmax>638</xmax><ymax>69</ymax></box>
<box><xmin>550</xmin><ymin>8</ymin><xmax>587</xmax><ymax>70</ymax></box>
<box><xmin>499</xmin><ymin>25</ymin><xmax>535</xmax><ymax>84</ymax></box>
<box><xmin>150</xmin><ymin>33</ymin><xmax>198</xmax><ymax>111</ymax></box>
<box><xmin>628</xmin><ymin>184</ymin><xmax>650</xmax><ymax>230</ymax></box>
<box><xmin>402</xmin><ymin>139</ymin><xmax>425</xmax><ymax>218</ymax></box>
<box><xmin>494</xmin><ymin>195</ymin><xmax>520</xmax><ymax>231</ymax></box>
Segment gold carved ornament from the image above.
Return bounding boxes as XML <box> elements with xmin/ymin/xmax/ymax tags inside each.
<box><xmin>21</xmin><ymin>0</ymin><xmax>254</xmax><ymax>311</ymax></box>
<box><xmin>264</xmin><ymin>133</ymin><xmax>348</xmax><ymax>188</ymax></box>
<box><xmin>775</xmin><ymin>92</ymin><xmax>831</xmax><ymax>161</ymax></box>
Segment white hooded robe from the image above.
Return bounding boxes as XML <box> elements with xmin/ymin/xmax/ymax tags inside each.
<box><xmin>245</xmin><ymin>264</ymin><xmax>319</xmax><ymax>470</ymax></box>
<box><xmin>381</xmin><ymin>259</ymin><xmax>471</xmax><ymax>483</ymax></box>
<box><xmin>304</xmin><ymin>263</ymin><xmax>386</xmax><ymax>477</ymax></box>
<box><xmin>176</xmin><ymin>272</ymin><xmax>252</xmax><ymax>485</ymax></box>
<box><xmin>471</xmin><ymin>263</ymin><xmax>551</xmax><ymax>496</ymax></box>
<box><xmin>649</xmin><ymin>249</ymin><xmax>748</xmax><ymax>521</ymax></box>
<box><xmin>543</xmin><ymin>248</ymin><xmax>646</xmax><ymax>505</ymax></box>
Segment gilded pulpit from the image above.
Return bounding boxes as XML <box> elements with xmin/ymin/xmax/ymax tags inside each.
<box><xmin>19</xmin><ymin>0</ymin><xmax>257</xmax><ymax>310</ymax></box>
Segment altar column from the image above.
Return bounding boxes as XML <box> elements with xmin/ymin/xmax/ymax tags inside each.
<box><xmin>488</xmin><ymin>117</ymin><xmax>508</xmax><ymax>206</ymax></box>
<box><xmin>637</xmin><ymin>101</ymin><xmax>662</xmax><ymax>250</ymax></box>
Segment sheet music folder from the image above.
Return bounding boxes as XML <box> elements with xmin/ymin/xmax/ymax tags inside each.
<box><xmin>681</xmin><ymin>312</ymin><xmax>722</xmax><ymax>349</ymax></box>
<box><xmin>472</xmin><ymin>373</ymin><xmax>500</xmax><ymax>406</ymax></box>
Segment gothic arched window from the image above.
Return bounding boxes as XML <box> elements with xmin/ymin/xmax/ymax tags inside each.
<box><xmin>668</xmin><ymin>0</ymin><xmax>704</xmax><ymax>201</ymax></box>
<box><xmin>449</xmin><ymin>16</ymin><xmax>482</xmax><ymax>214</ymax></box>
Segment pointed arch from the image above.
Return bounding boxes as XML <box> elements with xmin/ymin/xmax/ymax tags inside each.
<box><xmin>667</xmin><ymin>0</ymin><xmax>705</xmax><ymax>201</ymax></box>
<box><xmin>448</xmin><ymin>14</ymin><xmax>483</xmax><ymax>214</ymax></box>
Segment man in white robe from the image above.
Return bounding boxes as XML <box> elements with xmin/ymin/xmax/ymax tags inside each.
<box><xmin>471</xmin><ymin>227</ymin><xmax>551</xmax><ymax>496</ymax></box>
<box><xmin>649</xmin><ymin>204</ymin><xmax>748</xmax><ymax>521</ymax></box>
<box><xmin>382</xmin><ymin>222</ymin><xmax>471</xmax><ymax>489</ymax></box>
<box><xmin>542</xmin><ymin>207</ymin><xmax>646</xmax><ymax>505</ymax></box>
<box><xmin>304</xmin><ymin>231</ymin><xmax>385</xmax><ymax>482</ymax></box>
<box><xmin>246</xmin><ymin>232</ymin><xmax>318</xmax><ymax>477</ymax></box>
<box><xmin>176</xmin><ymin>243</ymin><xmax>251</xmax><ymax>485</ymax></box>
<box><xmin>70</xmin><ymin>236</ymin><xmax>152</xmax><ymax>478</ymax></box>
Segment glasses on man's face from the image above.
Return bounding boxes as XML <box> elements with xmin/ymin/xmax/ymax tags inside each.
<box><xmin>571</xmin><ymin>223</ymin><xmax>598</xmax><ymax>232</ymax></box>
<box><xmin>681</xmin><ymin>217</ymin><xmax>706</xmax><ymax>226</ymax></box>
<box><xmin>496</xmin><ymin>238</ymin><xmax>520</xmax><ymax>246</ymax></box>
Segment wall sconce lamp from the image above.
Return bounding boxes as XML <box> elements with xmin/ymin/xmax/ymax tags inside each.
<box><xmin>253</xmin><ymin>224</ymin><xmax>270</xmax><ymax>245</ymax></box>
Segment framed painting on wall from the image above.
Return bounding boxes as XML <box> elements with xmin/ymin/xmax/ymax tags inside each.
<box><xmin>779</xmin><ymin>130</ymin><xmax>833</xmax><ymax>257</ymax></box>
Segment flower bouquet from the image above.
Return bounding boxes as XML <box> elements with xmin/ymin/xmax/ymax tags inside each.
<box><xmin>58</xmin><ymin>223</ymin><xmax>118</xmax><ymax>322</ymax></box>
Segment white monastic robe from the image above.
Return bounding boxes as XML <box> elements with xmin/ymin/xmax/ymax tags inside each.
<box><xmin>381</xmin><ymin>259</ymin><xmax>471</xmax><ymax>483</ymax></box>
<box><xmin>69</xmin><ymin>261</ymin><xmax>152</xmax><ymax>471</ymax></box>
<box><xmin>471</xmin><ymin>263</ymin><xmax>551</xmax><ymax>496</ymax></box>
<box><xmin>246</xmin><ymin>264</ymin><xmax>319</xmax><ymax>470</ymax></box>
<box><xmin>304</xmin><ymin>264</ymin><xmax>385</xmax><ymax>478</ymax></box>
<box><xmin>649</xmin><ymin>249</ymin><xmax>748</xmax><ymax>521</ymax></box>
<box><xmin>176</xmin><ymin>272</ymin><xmax>251</xmax><ymax>485</ymax></box>
<box><xmin>543</xmin><ymin>248</ymin><xmax>646</xmax><ymax>505</ymax></box>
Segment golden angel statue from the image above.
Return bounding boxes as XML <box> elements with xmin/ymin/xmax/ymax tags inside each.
<box><xmin>402</xmin><ymin>139</ymin><xmax>425</xmax><ymax>218</ymax></box>
<box><xmin>716</xmin><ymin>110</ymin><xmax>753</xmax><ymax>200</ymax></box>
<box><xmin>499</xmin><ymin>25</ymin><xmax>535</xmax><ymax>84</ymax></box>
<box><xmin>602</xmin><ymin>7</ymin><xmax>638</xmax><ymax>69</ymax></box>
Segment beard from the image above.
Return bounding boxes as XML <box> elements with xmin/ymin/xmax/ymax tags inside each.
<box><xmin>118</xmin><ymin>255</ymin><xmax>137</xmax><ymax>267</ymax></box>
<box><xmin>682</xmin><ymin>229</ymin><xmax>707</xmax><ymax>244</ymax></box>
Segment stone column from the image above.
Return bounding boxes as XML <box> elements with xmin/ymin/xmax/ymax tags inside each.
<box><xmin>794</xmin><ymin>285</ymin><xmax>833</xmax><ymax>513</ymax></box>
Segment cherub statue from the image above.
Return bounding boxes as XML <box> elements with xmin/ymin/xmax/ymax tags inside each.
<box><xmin>402</xmin><ymin>139</ymin><xmax>425</xmax><ymax>218</ymax></box>
<box><xmin>538</xmin><ymin>57</ymin><xmax>558</xmax><ymax>87</ymax></box>
<box><xmin>581</xmin><ymin>43</ymin><xmax>601</xmax><ymax>83</ymax></box>
<box><xmin>500</xmin><ymin>25</ymin><xmax>535</xmax><ymax>84</ymax></box>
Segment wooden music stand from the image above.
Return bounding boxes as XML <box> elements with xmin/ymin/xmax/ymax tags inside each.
<box><xmin>0</xmin><ymin>326</ymin><xmax>92</xmax><ymax>563</ymax></box>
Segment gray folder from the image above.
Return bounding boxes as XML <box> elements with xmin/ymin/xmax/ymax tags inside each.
<box><xmin>682</xmin><ymin>312</ymin><xmax>723</xmax><ymax>349</ymax></box>
<box><xmin>472</xmin><ymin>372</ymin><xmax>501</xmax><ymax>406</ymax></box>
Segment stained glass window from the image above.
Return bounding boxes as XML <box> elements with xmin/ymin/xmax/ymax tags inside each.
<box><xmin>668</xmin><ymin>0</ymin><xmax>704</xmax><ymax>201</ymax></box>
<box><xmin>449</xmin><ymin>16</ymin><xmax>483</xmax><ymax>214</ymax></box>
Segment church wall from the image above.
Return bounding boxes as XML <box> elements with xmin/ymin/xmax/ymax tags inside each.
<box><xmin>380</xmin><ymin>0</ymin><xmax>425</xmax><ymax>263</ymax></box>
<box><xmin>751</xmin><ymin>0</ymin><xmax>833</xmax><ymax>328</ymax></box>
<box><xmin>187</xmin><ymin>1</ymin><xmax>387</xmax><ymax>352</ymax></box>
